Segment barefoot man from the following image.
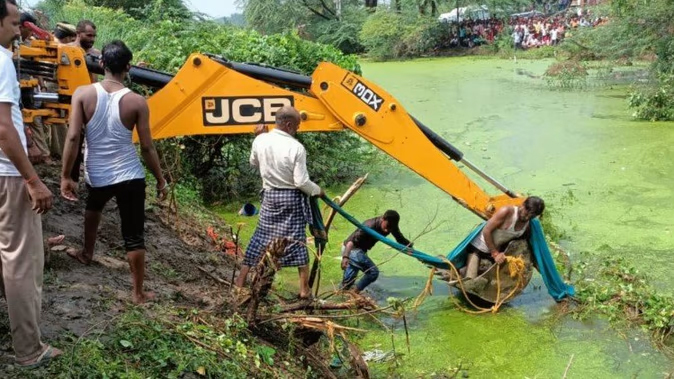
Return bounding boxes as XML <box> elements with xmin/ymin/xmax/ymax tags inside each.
<box><xmin>60</xmin><ymin>40</ymin><xmax>168</xmax><ymax>304</ymax></box>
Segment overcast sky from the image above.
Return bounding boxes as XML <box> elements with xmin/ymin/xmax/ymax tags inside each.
<box><xmin>184</xmin><ymin>0</ymin><xmax>241</xmax><ymax>18</ymax></box>
<box><xmin>21</xmin><ymin>0</ymin><xmax>242</xmax><ymax>18</ymax></box>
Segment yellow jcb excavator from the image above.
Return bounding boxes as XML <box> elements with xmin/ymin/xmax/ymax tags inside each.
<box><xmin>14</xmin><ymin>28</ymin><xmax>570</xmax><ymax>306</ymax></box>
<box><xmin>14</xmin><ymin>32</ymin><xmax>523</xmax><ymax>221</ymax></box>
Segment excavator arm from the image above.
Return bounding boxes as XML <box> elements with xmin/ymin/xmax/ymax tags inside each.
<box><xmin>15</xmin><ymin>40</ymin><xmax>523</xmax><ymax>220</ymax></box>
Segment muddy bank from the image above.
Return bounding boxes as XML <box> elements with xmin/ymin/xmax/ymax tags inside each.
<box><xmin>0</xmin><ymin>164</ymin><xmax>238</xmax><ymax>371</ymax></box>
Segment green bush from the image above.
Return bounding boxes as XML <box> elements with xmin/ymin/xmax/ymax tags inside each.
<box><xmin>360</xmin><ymin>11</ymin><xmax>456</xmax><ymax>61</ymax></box>
<box><xmin>491</xmin><ymin>29</ymin><xmax>514</xmax><ymax>54</ymax></box>
<box><xmin>544</xmin><ymin>60</ymin><xmax>589</xmax><ymax>90</ymax></box>
<box><xmin>628</xmin><ymin>73</ymin><xmax>674</xmax><ymax>121</ymax></box>
<box><xmin>359</xmin><ymin>10</ymin><xmax>406</xmax><ymax>61</ymax></box>
<box><xmin>561</xmin><ymin>1</ymin><xmax>674</xmax><ymax>120</ymax></box>
<box><xmin>397</xmin><ymin>17</ymin><xmax>451</xmax><ymax>58</ymax></box>
<box><xmin>35</xmin><ymin>308</ymin><xmax>298</xmax><ymax>379</ymax></box>
<box><xmin>38</xmin><ymin>0</ymin><xmax>141</xmax><ymax>44</ymax></box>
<box><xmin>626</xmin><ymin>35</ymin><xmax>674</xmax><ymax>121</ymax></box>
<box><xmin>310</xmin><ymin>5</ymin><xmax>368</xmax><ymax>54</ymax></box>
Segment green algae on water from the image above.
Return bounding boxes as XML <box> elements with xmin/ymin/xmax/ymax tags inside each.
<box><xmin>217</xmin><ymin>56</ymin><xmax>674</xmax><ymax>377</ymax></box>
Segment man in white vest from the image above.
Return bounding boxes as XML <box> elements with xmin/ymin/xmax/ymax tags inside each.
<box><xmin>60</xmin><ymin>40</ymin><xmax>168</xmax><ymax>304</ymax></box>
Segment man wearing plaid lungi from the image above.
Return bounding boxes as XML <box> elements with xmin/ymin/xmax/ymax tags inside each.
<box><xmin>234</xmin><ymin>106</ymin><xmax>324</xmax><ymax>300</ymax></box>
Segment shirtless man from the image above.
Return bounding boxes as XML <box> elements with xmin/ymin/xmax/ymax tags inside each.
<box><xmin>60</xmin><ymin>40</ymin><xmax>168</xmax><ymax>304</ymax></box>
<box><xmin>70</xmin><ymin>19</ymin><xmax>99</xmax><ymax>55</ymax></box>
<box><xmin>463</xmin><ymin>196</ymin><xmax>545</xmax><ymax>290</ymax></box>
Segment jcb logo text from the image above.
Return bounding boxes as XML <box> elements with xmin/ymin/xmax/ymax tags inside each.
<box><xmin>203</xmin><ymin>96</ymin><xmax>294</xmax><ymax>126</ymax></box>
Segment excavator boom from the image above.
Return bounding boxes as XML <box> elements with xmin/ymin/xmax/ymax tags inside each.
<box><xmin>15</xmin><ymin>42</ymin><xmax>524</xmax><ymax>219</ymax></box>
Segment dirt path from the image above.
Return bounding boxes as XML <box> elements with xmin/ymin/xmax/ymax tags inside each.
<box><xmin>0</xmin><ymin>165</ymin><xmax>238</xmax><ymax>369</ymax></box>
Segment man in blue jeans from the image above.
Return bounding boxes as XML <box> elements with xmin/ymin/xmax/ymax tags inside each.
<box><xmin>340</xmin><ymin>210</ymin><xmax>413</xmax><ymax>293</ymax></box>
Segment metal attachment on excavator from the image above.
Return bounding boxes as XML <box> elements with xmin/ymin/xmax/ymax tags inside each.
<box><xmin>389</xmin><ymin>103</ymin><xmax>397</xmax><ymax>111</ymax></box>
<box><xmin>192</xmin><ymin>57</ymin><xmax>202</xmax><ymax>66</ymax></box>
<box><xmin>354</xmin><ymin>113</ymin><xmax>366</xmax><ymax>127</ymax></box>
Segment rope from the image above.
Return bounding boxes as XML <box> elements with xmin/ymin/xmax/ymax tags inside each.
<box><xmin>439</xmin><ymin>255</ymin><xmax>526</xmax><ymax>314</ymax></box>
<box><xmin>317</xmin><ymin>195</ymin><xmax>528</xmax><ymax>313</ymax></box>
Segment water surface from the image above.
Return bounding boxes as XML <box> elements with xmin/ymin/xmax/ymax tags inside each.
<box><xmin>219</xmin><ymin>57</ymin><xmax>674</xmax><ymax>377</ymax></box>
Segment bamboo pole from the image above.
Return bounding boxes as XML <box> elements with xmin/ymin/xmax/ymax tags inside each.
<box><xmin>308</xmin><ymin>174</ymin><xmax>369</xmax><ymax>293</ymax></box>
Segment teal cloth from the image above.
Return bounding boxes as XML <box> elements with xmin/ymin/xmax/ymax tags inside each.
<box><xmin>319</xmin><ymin>196</ymin><xmax>449</xmax><ymax>268</ymax></box>
<box><xmin>319</xmin><ymin>196</ymin><xmax>575</xmax><ymax>301</ymax></box>
<box><xmin>446</xmin><ymin>222</ymin><xmax>486</xmax><ymax>269</ymax></box>
<box><xmin>528</xmin><ymin>219</ymin><xmax>575</xmax><ymax>301</ymax></box>
<box><xmin>308</xmin><ymin>196</ymin><xmax>327</xmax><ymax>249</ymax></box>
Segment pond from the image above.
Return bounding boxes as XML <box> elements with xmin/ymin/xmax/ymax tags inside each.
<box><xmin>219</xmin><ymin>56</ymin><xmax>674</xmax><ymax>377</ymax></box>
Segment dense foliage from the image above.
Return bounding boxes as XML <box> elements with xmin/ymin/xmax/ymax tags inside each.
<box><xmin>359</xmin><ymin>10</ymin><xmax>452</xmax><ymax>60</ymax></box>
<box><xmin>564</xmin><ymin>1</ymin><xmax>674</xmax><ymax>120</ymax></box>
<box><xmin>238</xmin><ymin>0</ymin><xmax>479</xmax><ymax>60</ymax></box>
<box><xmin>31</xmin><ymin>307</ymin><xmax>316</xmax><ymax>379</ymax></box>
<box><xmin>38</xmin><ymin>0</ymin><xmax>369</xmax><ymax>203</ymax></box>
<box><xmin>570</xmin><ymin>254</ymin><xmax>674</xmax><ymax>349</ymax></box>
<box><xmin>238</xmin><ymin>0</ymin><xmax>369</xmax><ymax>54</ymax></box>
<box><xmin>238</xmin><ymin>0</ymin><xmax>537</xmax><ymax>60</ymax></box>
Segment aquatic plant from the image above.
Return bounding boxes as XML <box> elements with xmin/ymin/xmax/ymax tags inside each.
<box><xmin>566</xmin><ymin>253</ymin><xmax>674</xmax><ymax>353</ymax></box>
<box><xmin>544</xmin><ymin>61</ymin><xmax>589</xmax><ymax>90</ymax></box>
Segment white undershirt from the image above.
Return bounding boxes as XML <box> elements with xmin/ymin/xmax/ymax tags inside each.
<box><xmin>0</xmin><ymin>45</ymin><xmax>27</xmax><ymax>177</ymax></box>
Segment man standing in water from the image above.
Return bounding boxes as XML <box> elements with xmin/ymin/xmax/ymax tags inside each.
<box><xmin>60</xmin><ymin>40</ymin><xmax>168</xmax><ymax>304</ymax></box>
<box><xmin>340</xmin><ymin>210</ymin><xmax>413</xmax><ymax>293</ymax></box>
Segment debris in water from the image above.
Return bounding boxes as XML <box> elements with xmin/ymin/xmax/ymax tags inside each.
<box><xmin>362</xmin><ymin>349</ymin><xmax>395</xmax><ymax>363</ymax></box>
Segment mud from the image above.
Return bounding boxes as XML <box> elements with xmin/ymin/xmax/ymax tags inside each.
<box><xmin>0</xmin><ymin>164</ymin><xmax>238</xmax><ymax>367</ymax></box>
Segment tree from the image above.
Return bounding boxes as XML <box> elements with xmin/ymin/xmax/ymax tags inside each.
<box><xmin>84</xmin><ymin>0</ymin><xmax>192</xmax><ymax>20</ymax></box>
<box><xmin>416</xmin><ymin>0</ymin><xmax>438</xmax><ymax>16</ymax></box>
<box><xmin>236</xmin><ymin>0</ymin><xmax>310</xmax><ymax>34</ymax></box>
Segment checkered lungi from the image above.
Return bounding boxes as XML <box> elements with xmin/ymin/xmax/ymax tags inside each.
<box><xmin>243</xmin><ymin>188</ymin><xmax>312</xmax><ymax>267</ymax></box>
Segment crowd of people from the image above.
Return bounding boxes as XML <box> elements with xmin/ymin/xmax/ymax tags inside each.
<box><xmin>510</xmin><ymin>11</ymin><xmax>607</xmax><ymax>49</ymax></box>
<box><xmin>443</xmin><ymin>8</ymin><xmax>608</xmax><ymax>50</ymax></box>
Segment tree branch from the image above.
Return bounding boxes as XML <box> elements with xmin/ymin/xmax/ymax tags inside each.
<box><xmin>302</xmin><ymin>0</ymin><xmax>332</xmax><ymax>20</ymax></box>
<box><xmin>318</xmin><ymin>0</ymin><xmax>337</xmax><ymax>17</ymax></box>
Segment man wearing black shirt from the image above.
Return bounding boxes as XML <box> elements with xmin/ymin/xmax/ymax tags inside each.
<box><xmin>340</xmin><ymin>210</ymin><xmax>413</xmax><ymax>293</ymax></box>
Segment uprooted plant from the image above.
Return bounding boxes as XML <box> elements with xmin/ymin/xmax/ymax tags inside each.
<box><xmin>562</xmin><ymin>253</ymin><xmax>674</xmax><ymax>354</ymax></box>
